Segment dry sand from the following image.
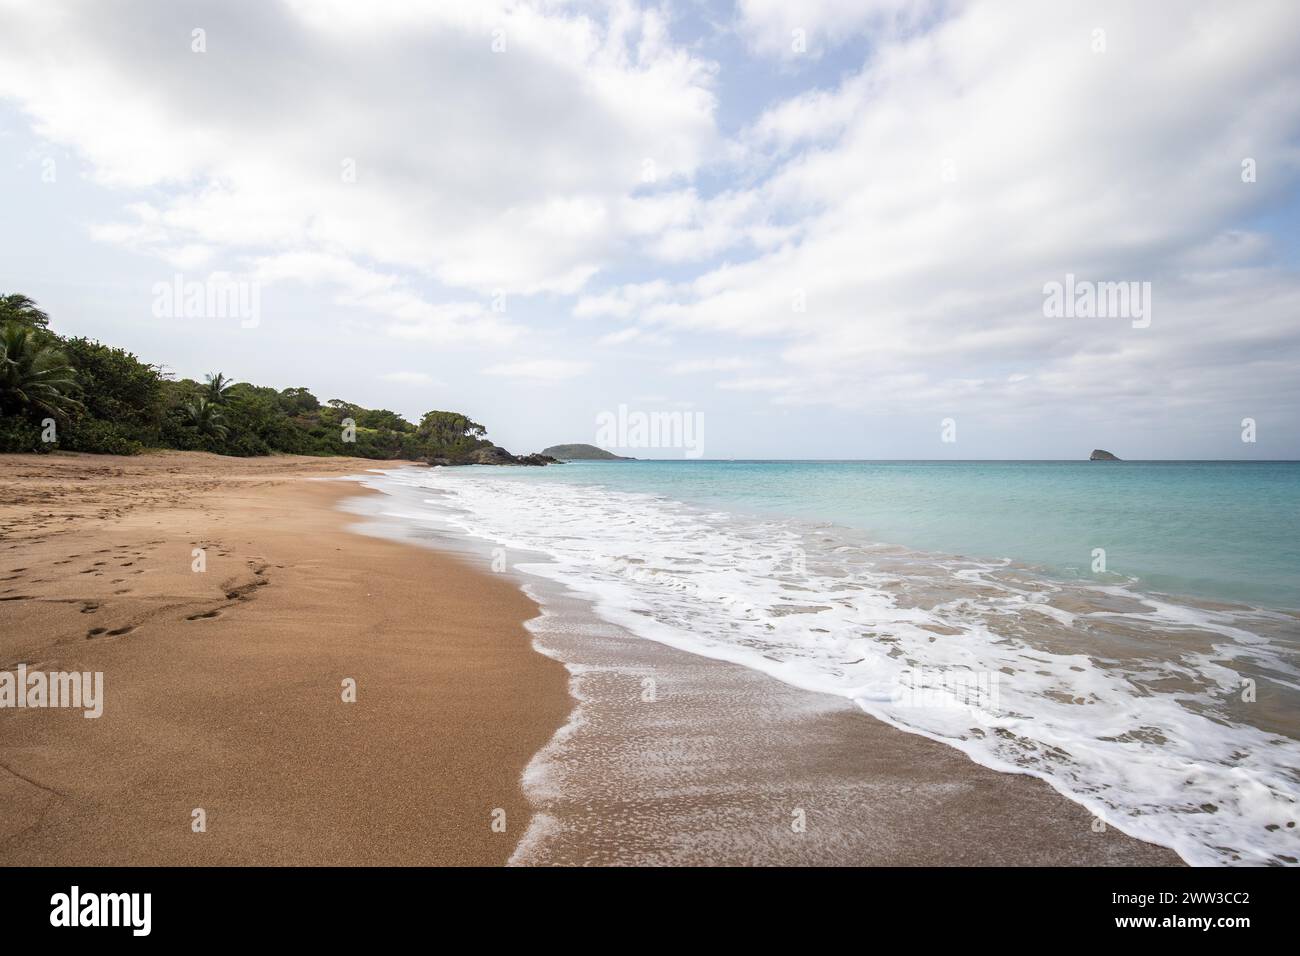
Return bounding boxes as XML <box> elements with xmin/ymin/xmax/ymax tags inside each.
<box><xmin>0</xmin><ymin>451</ymin><xmax>569</xmax><ymax>865</ymax></box>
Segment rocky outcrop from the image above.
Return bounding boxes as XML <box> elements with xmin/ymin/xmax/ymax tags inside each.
<box><xmin>465</xmin><ymin>445</ymin><xmax>517</xmax><ymax>465</ymax></box>
<box><xmin>1089</xmin><ymin>449</ymin><xmax>1121</xmax><ymax>461</ymax></box>
<box><xmin>541</xmin><ymin>443</ymin><xmax>632</xmax><ymax>461</ymax></box>
<box><xmin>514</xmin><ymin>452</ymin><xmax>561</xmax><ymax>466</ymax></box>
<box><xmin>427</xmin><ymin>445</ymin><xmax>559</xmax><ymax>466</ymax></box>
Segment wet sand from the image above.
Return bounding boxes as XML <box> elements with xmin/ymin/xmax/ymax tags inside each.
<box><xmin>514</xmin><ymin>599</ymin><xmax>1184</xmax><ymax>865</ymax></box>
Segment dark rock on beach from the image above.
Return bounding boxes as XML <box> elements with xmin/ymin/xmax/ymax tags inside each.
<box><xmin>514</xmin><ymin>452</ymin><xmax>561</xmax><ymax>466</ymax></box>
<box><xmin>428</xmin><ymin>445</ymin><xmax>559</xmax><ymax>467</ymax></box>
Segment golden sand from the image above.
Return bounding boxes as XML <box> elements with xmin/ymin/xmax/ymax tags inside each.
<box><xmin>0</xmin><ymin>451</ymin><xmax>569</xmax><ymax>865</ymax></box>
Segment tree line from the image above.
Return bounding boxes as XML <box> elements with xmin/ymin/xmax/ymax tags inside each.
<box><xmin>0</xmin><ymin>293</ymin><xmax>493</xmax><ymax>462</ymax></box>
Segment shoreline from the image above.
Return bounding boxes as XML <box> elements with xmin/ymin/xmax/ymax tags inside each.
<box><xmin>346</xmin><ymin>466</ymin><xmax>1186</xmax><ymax>866</ymax></box>
<box><xmin>0</xmin><ymin>451</ymin><xmax>569</xmax><ymax>865</ymax></box>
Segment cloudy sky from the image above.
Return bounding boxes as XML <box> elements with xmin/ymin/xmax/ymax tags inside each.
<box><xmin>2</xmin><ymin>0</ymin><xmax>1298</xmax><ymax>458</ymax></box>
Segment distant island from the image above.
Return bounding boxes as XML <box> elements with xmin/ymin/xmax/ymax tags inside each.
<box><xmin>542</xmin><ymin>443</ymin><xmax>632</xmax><ymax>461</ymax></box>
<box><xmin>1089</xmin><ymin>449</ymin><xmax>1121</xmax><ymax>461</ymax></box>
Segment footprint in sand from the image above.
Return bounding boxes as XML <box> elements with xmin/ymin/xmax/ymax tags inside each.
<box><xmin>85</xmin><ymin>624</ymin><xmax>137</xmax><ymax>639</ymax></box>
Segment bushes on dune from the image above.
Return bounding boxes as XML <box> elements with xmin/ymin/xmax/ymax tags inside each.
<box><xmin>0</xmin><ymin>294</ymin><xmax>496</xmax><ymax>462</ymax></box>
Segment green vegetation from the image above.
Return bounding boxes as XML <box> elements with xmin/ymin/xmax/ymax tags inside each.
<box><xmin>0</xmin><ymin>325</ymin><xmax>83</xmax><ymax>422</ymax></box>
<box><xmin>0</xmin><ymin>294</ymin><xmax>496</xmax><ymax>462</ymax></box>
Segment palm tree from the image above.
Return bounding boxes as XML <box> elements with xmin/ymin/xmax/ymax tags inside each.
<box><xmin>0</xmin><ymin>294</ymin><xmax>50</xmax><ymax>330</ymax></box>
<box><xmin>0</xmin><ymin>323</ymin><xmax>82</xmax><ymax>419</ymax></box>
<box><xmin>184</xmin><ymin>396</ymin><xmax>229</xmax><ymax>439</ymax></box>
<box><xmin>204</xmin><ymin>372</ymin><xmax>236</xmax><ymax>404</ymax></box>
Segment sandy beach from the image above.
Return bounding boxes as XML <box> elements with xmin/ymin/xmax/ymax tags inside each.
<box><xmin>0</xmin><ymin>451</ymin><xmax>1184</xmax><ymax>866</ymax></box>
<box><xmin>0</xmin><ymin>451</ymin><xmax>569</xmax><ymax>865</ymax></box>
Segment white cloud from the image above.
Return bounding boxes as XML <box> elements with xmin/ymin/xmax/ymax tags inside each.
<box><xmin>646</xmin><ymin>0</ymin><xmax>1300</xmax><ymax>420</ymax></box>
<box><xmin>380</xmin><ymin>371</ymin><xmax>438</xmax><ymax>386</ymax></box>
<box><xmin>482</xmin><ymin>358</ymin><xmax>590</xmax><ymax>384</ymax></box>
<box><xmin>599</xmin><ymin>327</ymin><xmax>645</xmax><ymax>345</ymax></box>
<box><xmin>716</xmin><ymin>375</ymin><xmax>797</xmax><ymax>393</ymax></box>
<box><xmin>0</xmin><ymin>0</ymin><xmax>719</xmax><ymax>315</ymax></box>
<box><xmin>574</xmin><ymin>280</ymin><xmax>673</xmax><ymax>319</ymax></box>
<box><xmin>736</xmin><ymin>0</ymin><xmax>934</xmax><ymax>59</ymax></box>
<box><xmin>596</xmin><ymin>326</ymin><xmax>670</xmax><ymax>347</ymax></box>
<box><xmin>250</xmin><ymin>252</ymin><xmax>518</xmax><ymax>346</ymax></box>
<box><xmin>668</xmin><ymin>357</ymin><xmax>758</xmax><ymax>374</ymax></box>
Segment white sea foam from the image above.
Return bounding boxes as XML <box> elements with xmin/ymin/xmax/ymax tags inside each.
<box><xmin>377</xmin><ymin>467</ymin><xmax>1300</xmax><ymax>866</ymax></box>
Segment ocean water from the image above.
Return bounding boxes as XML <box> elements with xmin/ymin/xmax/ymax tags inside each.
<box><xmin>480</xmin><ymin>460</ymin><xmax>1300</xmax><ymax>609</ymax></box>
<box><xmin>369</xmin><ymin>460</ymin><xmax>1300</xmax><ymax>865</ymax></box>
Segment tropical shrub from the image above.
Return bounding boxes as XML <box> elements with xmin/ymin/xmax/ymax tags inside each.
<box><xmin>1</xmin><ymin>293</ymin><xmax>500</xmax><ymax>463</ymax></box>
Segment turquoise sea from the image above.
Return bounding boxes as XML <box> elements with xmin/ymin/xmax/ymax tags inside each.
<box><xmin>493</xmin><ymin>460</ymin><xmax>1300</xmax><ymax>610</ymax></box>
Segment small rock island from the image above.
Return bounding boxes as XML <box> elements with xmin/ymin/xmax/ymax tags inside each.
<box><xmin>542</xmin><ymin>444</ymin><xmax>633</xmax><ymax>461</ymax></box>
<box><xmin>1089</xmin><ymin>449</ymin><xmax>1121</xmax><ymax>461</ymax></box>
